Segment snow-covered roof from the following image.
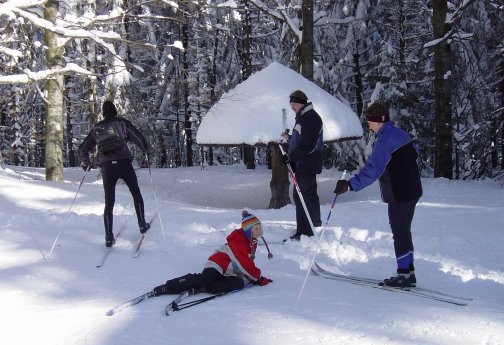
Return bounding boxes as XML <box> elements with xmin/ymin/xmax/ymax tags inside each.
<box><xmin>196</xmin><ymin>62</ymin><xmax>363</xmax><ymax>146</ymax></box>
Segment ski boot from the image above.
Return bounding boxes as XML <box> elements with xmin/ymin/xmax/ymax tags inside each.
<box><xmin>105</xmin><ymin>232</ymin><xmax>115</xmax><ymax>248</ymax></box>
<box><xmin>140</xmin><ymin>223</ymin><xmax>151</xmax><ymax>234</ymax></box>
<box><xmin>380</xmin><ymin>272</ymin><xmax>411</xmax><ymax>289</ymax></box>
<box><xmin>409</xmin><ymin>264</ymin><xmax>417</xmax><ymax>287</ymax></box>
<box><xmin>153</xmin><ymin>283</ymin><xmax>169</xmax><ymax>296</ymax></box>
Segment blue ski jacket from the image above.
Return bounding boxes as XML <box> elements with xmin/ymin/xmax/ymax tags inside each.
<box><xmin>288</xmin><ymin>103</ymin><xmax>323</xmax><ymax>175</ymax></box>
<box><xmin>348</xmin><ymin>121</ymin><xmax>422</xmax><ymax>204</ymax></box>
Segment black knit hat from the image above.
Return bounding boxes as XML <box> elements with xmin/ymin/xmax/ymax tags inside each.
<box><xmin>289</xmin><ymin>90</ymin><xmax>308</xmax><ymax>105</ymax></box>
<box><xmin>102</xmin><ymin>100</ymin><xmax>118</xmax><ymax>117</ymax></box>
<box><xmin>363</xmin><ymin>102</ymin><xmax>390</xmax><ymax>123</ymax></box>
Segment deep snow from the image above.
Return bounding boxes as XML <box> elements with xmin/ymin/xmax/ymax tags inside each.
<box><xmin>0</xmin><ymin>164</ymin><xmax>503</xmax><ymax>345</ymax></box>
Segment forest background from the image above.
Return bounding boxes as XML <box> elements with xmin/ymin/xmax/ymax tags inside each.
<box><xmin>0</xmin><ymin>0</ymin><xmax>503</xmax><ymax>183</ymax></box>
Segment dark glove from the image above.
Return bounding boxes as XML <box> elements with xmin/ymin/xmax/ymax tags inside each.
<box><xmin>282</xmin><ymin>154</ymin><xmax>296</xmax><ymax>173</ymax></box>
<box><xmin>282</xmin><ymin>154</ymin><xmax>289</xmax><ymax>164</ymax></box>
<box><xmin>256</xmin><ymin>276</ymin><xmax>272</xmax><ymax>286</ymax></box>
<box><xmin>81</xmin><ymin>163</ymin><xmax>89</xmax><ymax>171</ymax></box>
<box><xmin>334</xmin><ymin>179</ymin><xmax>350</xmax><ymax>195</ymax></box>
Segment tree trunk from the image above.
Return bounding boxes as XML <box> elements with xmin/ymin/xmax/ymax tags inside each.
<box><xmin>44</xmin><ymin>0</ymin><xmax>64</xmax><ymax>182</ymax></box>
<box><xmin>85</xmin><ymin>37</ymin><xmax>98</xmax><ymax>169</ymax></box>
<box><xmin>240</xmin><ymin>0</ymin><xmax>253</xmax><ymax>80</ymax></box>
<box><xmin>204</xmin><ymin>8</ymin><xmax>224</xmax><ymax>167</ymax></box>
<box><xmin>397</xmin><ymin>0</ymin><xmax>407</xmax><ymax>81</ymax></box>
<box><xmin>64</xmin><ymin>77</ymin><xmax>75</xmax><ymax>167</ymax></box>
<box><xmin>300</xmin><ymin>0</ymin><xmax>314</xmax><ymax>80</ymax></box>
<box><xmin>240</xmin><ymin>1</ymin><xmax>256</xmax><ymax>169</ymax></box>
<box><xmin>501</xmin><ymin>61</ymin><xmax>504</xmax><ymax>171</ymax></box>
<box><xmin>497</xmin><ymin>59</ymin><xmax>504</xmax><ymax>170</ymax></box>
<box><xmin>173</xmin><ymin>53</ymin><xmax>182</xmax><ymax>168</ymax></box>
<box><xmin>353</xmin><ymin>51</ymin><xmax>364</xmax><ymax>117</ymax></box>
<box><xmin>432</xmin><ymin>0</ymin><xmax>453</xmax><ymax>179</ymax></box>
<box><xmin>243</xmin><ymin>146</ymin><xmax>255</xmax><ymax>169</ymax></box>
<box><xmin>181</xmin><ymin>8</ymin><xmax>193</xmax><ymax>167</ymax></box>
<box><xmin>268</xmin><ymin>144</ymin><xmax>291</xmax><ymax>209</ymax></box>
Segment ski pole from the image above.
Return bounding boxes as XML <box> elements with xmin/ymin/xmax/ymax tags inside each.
<box><xmin>325</xmin><ymin>170</ymin><xmax>347</xmax><ymax>225</ymax></box>
<box><xmin>48</xmin><ymin>166</ymin><xmax>91</xmax><ymax>258</ymax></box>
<box><xmin>173</xmin><ymin>293</ymin><xmax>223</xmax><ymax>311</ymax></box>
<box><xmin>172</xmin><ymin>284</ymin><xmax>254</xmax><ymax>312</ymax></box>
<box><xmin>278</xmin><ymin>144</ymin><xmax>317</xmax><ymax>237</ymax></box>
<box><xmin>293</xmin><ymin>170</ymin><xmax>347</xmax><ymax>308</ymax></box>
<box><xmin>145</xmin><ymin>153</ymin><xmax>166</xmax><ymax>241</ymax></box>
<box><xmin>261</xmin><ymin>236</ymin><xmax>273</xmax><ymax>259</ymax></box>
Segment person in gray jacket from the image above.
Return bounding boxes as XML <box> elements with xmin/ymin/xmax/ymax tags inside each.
<box><xmin>79</xmin><ymin>100</ymin><xmax>150</xmax><ymax>247</ymax></box>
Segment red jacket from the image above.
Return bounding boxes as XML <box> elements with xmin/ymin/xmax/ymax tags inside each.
<box><xmin>204</xmin><ymin>229</ymin><xmax>262</xmax><ymax>282</ymax></box>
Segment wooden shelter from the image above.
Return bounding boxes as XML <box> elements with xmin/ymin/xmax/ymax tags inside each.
<box><xmin>196</xmin><ymin>62</ymin><xmax>362</xmax><ymax>209</ymax></box>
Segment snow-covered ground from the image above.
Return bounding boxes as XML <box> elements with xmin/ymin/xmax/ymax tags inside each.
<box><xmin>0</xmin><ymin>164</ymin><xmax>503</xmax><ymax>345</ymax></box>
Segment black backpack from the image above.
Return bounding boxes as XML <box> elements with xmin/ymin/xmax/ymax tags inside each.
<box><xmin>94</xmin><ymin>121</ymin><xmax>125</xmax><ymax>154</ymax></box>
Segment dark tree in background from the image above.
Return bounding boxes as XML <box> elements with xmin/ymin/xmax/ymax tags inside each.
<box><xmin>432</xmin><ymin>0</ymin><xmax>453</xmax><ymax>179</ymax></box>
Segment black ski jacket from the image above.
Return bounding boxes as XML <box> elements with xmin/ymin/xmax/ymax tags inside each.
<box><xmin>79</xmin><ymin>116</ymin><xmax>149</xmax><ymax>167</ymax></box>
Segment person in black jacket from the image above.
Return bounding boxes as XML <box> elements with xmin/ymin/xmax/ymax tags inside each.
<box><xmin>79</xmin><ymin>100</ymin><xmax>151</xmax><ymax>247</ymax></box>
<box><xmin>282</xmin><ymin>90</ymin><xmax>324</xmax><ymax>240</ymax></box>
<box><xmin>334</xmin><ymin>102</ymin><xmax>423</xmax><ymax>288</ymax></box>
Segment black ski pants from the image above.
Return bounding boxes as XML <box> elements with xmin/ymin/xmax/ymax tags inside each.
<box><xmin>293</xmin><ymin>173</ymin><xmax>321</xmax><ymax>236</ymax></box>
<box><xmin>165</xmin><ymin>268</ymin><xmax>244</xmax><ymax>294</ymax></box>
<box><xmin>388</xmin><ymin>198</ymin><xmax>419</xmax><ymax>270</ymax></box>
<box><xmin>101</xmin><ymin>159</ymin><xmax>145</xmax><ymax>235</ymax></box>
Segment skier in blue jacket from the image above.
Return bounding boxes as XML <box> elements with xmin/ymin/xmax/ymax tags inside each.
<box><xmin>334</xmin><ymin>102</ymin><xmax>422</xmax><ymax>288</ymax></box>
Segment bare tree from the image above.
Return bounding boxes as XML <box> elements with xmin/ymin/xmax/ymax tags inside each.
<box><xmin>432</xmin><ymin>0</ymin><xmax>453</xmax><ymax>178</ymax></box>
<box><xmin>44</xmin><ymin>0</ymin><xmax>65</xmax><ymax>182</ymax></box>
<box><xmin>239</xmin><ymin>0</ymin><xmax>256</xmax><ymax>169</ymax></box>
<box><xmin>300</xmin><ymin>0</ymin><xmax>314</xmax><ymax>80</ymax></box>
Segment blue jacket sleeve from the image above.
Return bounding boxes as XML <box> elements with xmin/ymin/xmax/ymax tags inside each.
<box><xmin>348</xmin><ymin>137</ymin><xmax>392</xmax><ymax>192</ymax></box>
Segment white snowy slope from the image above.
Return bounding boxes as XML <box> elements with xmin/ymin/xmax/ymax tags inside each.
<box><xmin>0</xmin><ymin>164</ymin><xmax>503</xmax><ymax>345</ymax></box>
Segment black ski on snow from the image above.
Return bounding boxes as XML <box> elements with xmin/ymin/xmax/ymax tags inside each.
<box><xmin>166</xmin><ymin>284</ymin><xmax>255</xmax><ymax>316</ymax></box>
<box><xmin>313</xmin><ymin>262</ymin><xmax>473</xmax><ymax>301</ymax></box>
<box><xmin>133</xmin><ymin>213</ymin><xmax>158</xmax><ymax>258</ymax></box>
<box><xmin>106</xmin><ymin>290</ymin><xmax>155</xmax><ymax>316</ymax></box>
<box><xmin>311</xmin><ymin>263</ymin><xmax>470</xmax><ymax>306</ymax></box>
<box><xmin>165</xmin><ymin>291</ymin><xmax>191</xmax><ymax>316</ymax></box>
<box><xmin>106</xmin><ymin>284</ymin><xmax>254</xmax><ymax>317</ymax></box>
<box><xmin>96</xmin><ymin>224</ymin><xmax>127</xmax><ymax>268</ymax></box>
<box><xmin>132</xmin><ymin>235</ymin><xmax>145</xmax><ymax>258</ymax></box>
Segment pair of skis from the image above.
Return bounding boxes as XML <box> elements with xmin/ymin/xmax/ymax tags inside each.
<box><xmin>96</xmin><ymin>213</ymin><xmax>157</xmax><ymax>267</ymax></box>
<box><xmin>106</xmin><ymin>290</ymin><xmax>189</xmax><ymax>317</ymax></box>
<box><xmin>311</xmin><ymin>262</ymin><xmax>472</xmax><ymax>306</ymax></box>
<box><xmin>106</xmin><ymin>285</ymin><xmax>251</xmax><ymax>317</ymax></box>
